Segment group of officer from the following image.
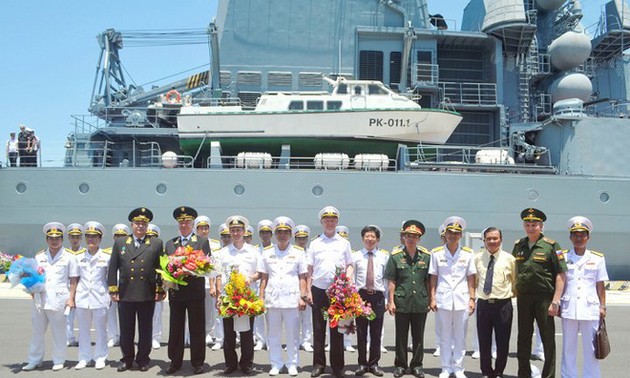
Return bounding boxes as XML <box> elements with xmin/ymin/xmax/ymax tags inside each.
<box><xmin>22</xmin><ymin>206</ymin><xmax>607</xmax><ymax>378</ymax></box>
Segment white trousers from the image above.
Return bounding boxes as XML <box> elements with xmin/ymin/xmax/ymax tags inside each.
<box><xmin>66</xmin><ymin>307</ymin><xmax>76</xmax><ymax>343</ymax></box>
<box><xmin>153</xmin><ymin>300</ymin><xmax>163</xmax><ymax>341</ymax></box>
<box><xmin>299</xmin><ymin>306</ymin><xmax>312</xmax><ymax>345</ymax></box>
<box><xmin>436</xmin><ymin>309</ymin><xmax>469</xmax><ymax>374</ymax></box>
<box><xmin>28</xmin><ymin>306</ymin><xmax>67</xmax><ymax>365</ymax></box>
<box><xmin>213</xmin><ymin>296</ymin><xmax>224</xmax><ymax>343</ymax></box>
<box><xmin>266</xmin><ymin>308</ymin><xmax>300</xmax><ymax>369</ymax></box>
<box><xmin>561</xmin><ymin>318</ymin><xmax>600</xmax><ymax>378</ymax></box>
<box><xmin>107</xmin><ymin>302</ymin><xmax>119</xmax><ymax>343</ymax></box>
<box><xmin>255</xmin><ymin>312</ymin><xmax>266</xmax><ymax>345</ymax></box>
<box><xmin>205</xmin><ymin>290</ymin><xmax>217</xmax><ymax>340</ymax></box>
<box><xmin>76</xmin><ymin>307</ymin><xmax>108</xmax><ymax>363</ymax></box>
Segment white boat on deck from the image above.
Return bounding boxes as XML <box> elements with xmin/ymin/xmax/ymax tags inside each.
<box><xmin>176</xmin><ymin>77</ymin><xmax>462</xmax><ymax>156</ymax></box>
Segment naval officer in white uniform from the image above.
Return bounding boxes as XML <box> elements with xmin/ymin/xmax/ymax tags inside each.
<box><xmin>258</xmin><ymin>216</ymin><xmax>308</xmax><ymax>376</ymax></box>
<box><xmin>23</xmin><ymin>222</ymin><xmax>79</xmax><ymax>371</ymax></box>
<box><xmin>74</xmin><ymin>221</ymin><xmax>110</xmax><ymax>370</ymax></box>
<box><xmin>294</xmin><ymin>225</ymin><xmax>314</xmax><ymax>352</ymax></box>
<box><xmin>429</xmin><ymin>216</ymin><xmax>477</xmax><ymax>378</ymax></box>
<box><xmin>65</xmin><ymin>223</ymin><xmax>86</xmax><ymax>347</ymax></box>
<box><xmin>106</xmin><ymin>223</ymin><xmax>130</xmax><ymax>348</ymax></box>
<box><xmin>254</xmin><ymin>219</ymin><xmax>274</xmax><ymax>351</ymax></box>
<box><xmin>560</xmin><ymin>216</ymin><xmax>608</xmax><ymax>378</ymax></box>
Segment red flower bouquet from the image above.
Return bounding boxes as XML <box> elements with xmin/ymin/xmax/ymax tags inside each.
<box><xmin>323</xmin><ymin>267</ymin><xmax>375</xmax><ymax>334</ymax></box>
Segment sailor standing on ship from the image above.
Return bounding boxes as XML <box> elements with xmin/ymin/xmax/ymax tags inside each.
<box><xmin>429</xmin><ymin>216</ymin><xmax>477</xmax><ymax>378</ymax></box>
<box><xmin>65</xmin><ymin>223</ymin><xmax>86</xmax><ymax>348</ymax></box>
<box><xmin>560</xmin><ymin>216</ymin><xmax>608</xmax><ymax>378</ymax></box>
<box><xmin>193</xmin><ymin>215</ymin><xmax>222</xmax><ymax>346</ymax></box>
<box><xmin>254</xmin><ymin>219</ymin><xmax>274</xmax><ymax>352</ymax></box>
<box><xmin>306</xmin><ymin>206</ymin><xmax>354</xmax><ymax>378</ymax></box>
<box><xmin>74</xmin><ymin>221</ymin><xmax>110</xmax><ymax>370</ymax></box>
<box><xmin>210</xmin><ymin>222</ymin><xmax>232</xmax><ymax>351</ymax></box>
<box><xmin>513</xmin><ymin>208</ymin><xmax>567</xmax><ymax>378</ymax></box>
<box><xmin>258</xmin><ymin>216</ymin><xmax>308</xmax><ymax>376</ymax></box>
<box><xmin>164</xmin><ymin>206</ymin><xmax>212</xmax><ymax>375</ymax></box>
<box><xmin>294</xmin><ymin>225</ymin><xmax>314</xmax><ymax>353</ymax></box>
<box><xmin>22</xmin><ymin>222</ymin><xmax>79</xmax><ymax>372</ymax></box>
<box><xmin>107</xmin><ymin>207</ymin><xmax>165</xmax><ymax>372</ymax></box>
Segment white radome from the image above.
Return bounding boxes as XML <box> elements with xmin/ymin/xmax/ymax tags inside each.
<box><xmin>162</xmin><ymin>151</ymin><xmax>178</xmax><ymax>168</ymax></box>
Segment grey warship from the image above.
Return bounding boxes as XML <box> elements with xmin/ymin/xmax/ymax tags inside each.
<box><xmin>1</xmin><ymin>0</ymin><xmax>629</xmax><ymax>279</ymax></box>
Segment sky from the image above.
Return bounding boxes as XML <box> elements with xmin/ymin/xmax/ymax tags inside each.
<box><xmin>0</xmin><ymin>0</ymin><xmax>605</xmax><ymax>167</ymax></box>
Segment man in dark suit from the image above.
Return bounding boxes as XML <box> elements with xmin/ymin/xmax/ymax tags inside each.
<box><xmin>164</xmin><ymin>206</ymin><xmax>212</xmax><ymax>375</ymax></box>
<box><xmin>107</xmin><ymin>207</ymin><xmax>165</xmax><ymax>372</ymax></box>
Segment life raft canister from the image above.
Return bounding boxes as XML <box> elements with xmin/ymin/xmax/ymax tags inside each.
<box><xmin>165</xmin><ymin>89</ymin><xmax>182</xmax><ymax>104</ymax></box>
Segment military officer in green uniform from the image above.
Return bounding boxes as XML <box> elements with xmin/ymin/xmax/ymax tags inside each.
<box><xmin>384</xmin><ymin>220</ymin><xmax>431</xmax><ymax>378</ymax></box>
<box><xmin>512</xmin><ymin>208</ymin><xmax>567</xmax><ymax>378</ymax></box>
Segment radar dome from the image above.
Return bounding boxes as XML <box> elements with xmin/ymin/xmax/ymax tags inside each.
<box><xmin>549</xmin><ymin>31</ymin><xmax>592</xmax><ymax>70</ymax></box>
<box><xmin>162</xmin><ymin>151</ymin><xmax>178</xmax><ymax>168</ymax></box>
<box><xmin>550</xmin><ymin>73</ymin><xmax>592</xmax><ymax>103</ymax></box>
<box><xmin>536</xmin><ymin>0</ymin><xmax>565</xmax><ymax>11</ymax></box>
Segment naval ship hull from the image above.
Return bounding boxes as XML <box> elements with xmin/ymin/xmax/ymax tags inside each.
<box><xmin>2</xmin><ymin>167</ymin><xmax>628</xmax><ymax>280</ymax></box>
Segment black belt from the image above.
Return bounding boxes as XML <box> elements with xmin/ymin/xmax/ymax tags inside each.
<box><xmin>359</xmin><ymin>289</ymin><xmax>383</xmax><ymax>295</ymax></box>
<box><xmin>478</xmin><ymin>298</ymin><xmax>511</xmax><ymax>304</ymax></box>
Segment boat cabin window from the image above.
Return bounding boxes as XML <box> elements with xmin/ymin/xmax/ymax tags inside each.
<box><xmin>327</xmin><ymin>101</ymin><xmax>342</xmax><ymax>110</ymax></box>
<box><xmin>368</xmin><ymin>84</ymin><xmax>388</xmax><ymax>95</ymax></box>
<box><xmin>307</xmin><ymin>101</ymin><xmax>324</xmax><ymax>110</ymax></box>
<box><xmin>354</xmin><ymin>86</ymin><xmax>363</xmax><ymax>95</ymax></box>
<box><xmin>288</xmin><ymin>101</ymin><xmax>304</xmax><ymax>110</ymax></box>
<box><xmin>336</xmin><ymin>84</ymin><xmax>348</xmax><ymax>94</ymax></box>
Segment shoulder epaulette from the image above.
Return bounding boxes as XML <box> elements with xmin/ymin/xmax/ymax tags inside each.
<box><xmin>126</xmin><ymin>236</ymin><xmax>133</xmax><ymax>244</ymax></box>
<box><xmin>101</xmin><ymin>249</ymin><xmax>112</xmax><ymax>255</ymax></box>
<box><xmin>391</xmin><ymin>249</ymin><xmax>403</xmax><ymax>256</ymax></box>
<box><xmin>461</xmin><ymin>246</ymin><xmax>473</xmax><ymax>253</ymax></box>
<box><xmin>311</xmin><ymin>234</ymin><xmax>321</xmax><ymax>242</ymax></box>
<box><xmin>514</xmin><ymin>237</ymin><xmax>525</xmax><ymax>244</ymax></box>
<box><xmin>431</xmin><ymin>246</ymin><xmax>445</xmax><ymax>253</ymax></box>
<box><xmin>591</xmin><ymin>250</ymin><xmax>604</xmax><ymax>257</ymax></box>
<box><xmin>378</xmin><ymin>249</ymin><xmax>389</xmax><ymax>255</ymax></box>
<box><xmin>65</xmin><ymin>247</ymin><xmax>84</xmax><ymax>255</ymax></box>
<box><xmin>542</xmin><ymin>237</ymin><xmax>556</xmax><ymax>245</ymax></box>
<box><xmin>36</xmin><ymin>249</ymin><xmax>45</xmax><ymax>255</ymax></box>
<box><xmin>293</xmin><ymin>245</ymin><xmax>304</xmax><ymax>251</ymax></box>
<box><xmin>418</xmin><ymin>246</ymin><xmax>430</xmax><ymax>254</ymax></box>
<box><xmin>263</xmin><ymin>244</ymin><xmax>274</xmax><ymax>251</ymax></box>
<box><xmin>211</xmin><ymin>238</ymin><xmax>220</xmax><ymax>244</ymax></box>
<box><xmin>211</xmin><ymin>247</ymin><xmax>222</xmax><ymax>252</ymax></box>
<box><xmin>561</xmin><ymin>249</ymin><xmax>569</xmax><ymax>254</ymax></box>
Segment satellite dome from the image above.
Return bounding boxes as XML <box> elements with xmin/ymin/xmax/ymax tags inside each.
<box><xmin>162</xmin><ymin>151</ymin><xmax>178</xmax><ymax>168</ymax></box>
<box><xmin>549</xmin><ymin>31</ymin><xmax>592</xmax><ymax>70</ymax></box>
<box><xmin>536</xmin><ymin>0</ymin><xmax>565</xmax><ymax>11</ymax></box>
<box><xmin>550</xmin><ymin>73</ymin><xmax>593</xmax><ymax>103</ymax></box>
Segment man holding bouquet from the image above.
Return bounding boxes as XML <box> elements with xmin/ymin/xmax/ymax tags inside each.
<box><xmin>306</xmin><ymin>206</ymin><xmax>354</xmax><ymax>378</ymax></box>
<box><xmin>164</xmin><ymin>206</ymin><xmax>213</xmax><ymax>375</ymax></box>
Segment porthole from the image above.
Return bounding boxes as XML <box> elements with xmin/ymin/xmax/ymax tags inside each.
<box><xmin>156</xmin><ymin>183</ymin><xmax>168</xmax><ymax>195</ymax></box>
<box><xmin>312</xmin><ymin>185</ymin><xmax>324</xmax><ymax>197</ymax></box>
<box><xmin>234</xmin><ymin>184</ymin><xmax>245</xmax><ymax>196</ymax></box>
<box><xmin>78</xmin><ymin>182</ymin><xmax>90</xmax><ymax>194</ymax></box>
<box><xmin>599</xmin><ymin>191</ymin><xmax>610</xmax><ymax>203</ymax></box>
<box><xmin>16</xmin><ymin>182</ymin><xmax>27</xmax><ymax>194</ymax></box>
<box><xmin>527</xmin><ymin>189</ymin><xmax>539</xmax><ymax>201</ymax></box>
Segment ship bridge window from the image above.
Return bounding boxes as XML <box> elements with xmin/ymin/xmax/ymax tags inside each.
<box><xmin>354</xmin><ymin>86</ymin><xmax>363</xmax><ymax>95</ymax></box>
<box><xmin>307</xmin><ymin>101</ymin><xmax>324</xmax><ymax>110</ymax></box>
<box><xmin>336</xmin><ymin>84</ymin><xmax>348</xmax><ymax>94</ymax></box>
<box><xmin>289</xmin><ymin>101</ymin><xmax>304</xmax><ymax>110</ymax></box>
<box><xmin>368</xmin><ymin>84</ymin><xmax>388</xmax><ymax>95</ymax></box>
<box><xmin>327</xmin><ymin>101</ymin><xmax>342</xmax><ymax>110</ymax></box>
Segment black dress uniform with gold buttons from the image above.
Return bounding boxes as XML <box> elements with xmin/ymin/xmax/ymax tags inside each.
<box><xmin>512</xmin><ymin>208</ymin><xmax>567</xmax><ymax>378</ymax></box>
<box><xmin>384</xmin><ymin>220</ymin><xmax>431</xmax><ymax>377</ymax></box>
<box><xmin>164</xmin><ymin>206</ymin><xmax>212</xmax><ymax>373</ymax></box>
<box><xmin>107</xmin><ymin>207</ymin><xmax>164</xmax><ymax>370</ymax></box>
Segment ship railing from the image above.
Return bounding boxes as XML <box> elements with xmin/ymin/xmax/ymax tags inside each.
<box><xmin>65</xmin><ymin>139</ymin><xmax>163</xmax><ymax>168</ymax></box>
<box><xmin>403</xmin><ymin>145</ymin><xmax>556</xmax><ymax>174</ymax></box>
<box><xmin>589</xmin><ymin>101</ymin><xmax>630</xmax><ymax>118</ymax></box>
<box><xmin>208</xmin><ymin>154</ymin><xmax>397</xmax><ymax>172</ymax></box>
<box><xmin>414</xmin><ymin>64</ymin><xmax>439</xmax><ymax>85</ymax></box>
<box><xmin>438</xmin><ymin>82</ymin><xmax>497</xmax><ymax>106</ymax></box>
<box><xmin>190</xmin><ymin>96</ymin><xmax>242</xmax><ymax>107</ymax></box>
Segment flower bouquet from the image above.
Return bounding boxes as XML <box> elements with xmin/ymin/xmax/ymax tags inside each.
<box><xmin>0</xmin><ymin>252</ymin><xmax>20</xmax><ymax>275</ymax></box>
<box><xmin>219</xmin><ymin>268</ymin><xmax>265</xmax><ymax>331</ymax></box>
<box><xmin>323</xmin><ymin>267</ymin><xmax>375</xmax><ymax>334</ymax></box>
<box><xmin>7</xmin><ymin>257</ymin><xmax>46</xmax><ymax>295</ymax></box>
<box><xmin>156</xmin><ymin>245</ymin><xmax>214</xmax><ymax>290</ymax></box>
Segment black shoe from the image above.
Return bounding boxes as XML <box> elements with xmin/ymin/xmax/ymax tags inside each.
<box><xmin>369</xmin><ymin>366</ymin><xmax>384</xmax><ymax>377</ymax></box>
<box><xmin>333</xmin><ymin>370</ymin><xmax>345</xmax><ymax>378</ymax></box>
<box><xmin>411</xmin><ymin>368</ymin><xmax>424</xmax><ymax>378</ymax></box>
<box><xmin>165</xmin><ymin>364</ymin><xmax>181</xmax><ymax>374</ymax></box>
<box><xmin>138</xmin><ymin>365</ymin><xmax>149</xmax><ymax>372</ymax></box>
<box><xmin>117</xmin><ymin>362</ymin><xmax>132</xmax><ymax>372</ymax></box>
<box><xmin>222</xmin><ymin>366</ymin><xmax>238</xmax><ymax>375</ymax></box>
<box><xmin>193</xmin><ymin>365</ymin><xmax>204</xmax><ymax>375</ymax></box>
<box><xmin>393</xmin><ymin>367</ymin><xmax>406</xmax><ymax>378</ymax></box>
<box><xmin>242</xmin><ymin>366</ymin><xmax>253</xmax><ymax>375</ymax></box>
<box><xmin>355</xmin><ymin>366</ymin><xmax>368</xmax><ymax>376</ymax></box>
<box><xmin>311</xmin><ymin>367</ymin><xmax>325</xmax><ymax>377</ymax></box>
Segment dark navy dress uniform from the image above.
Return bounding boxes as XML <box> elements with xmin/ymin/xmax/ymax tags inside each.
<box><xmin>107</xmin><ymin>208</ymin><xmax>163</xmax><ymax>370</ymax></box>
<box><xmin>164</xmin><ymin>233</ymin><xmax>212</xmax><ymax>371</ymax></box>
